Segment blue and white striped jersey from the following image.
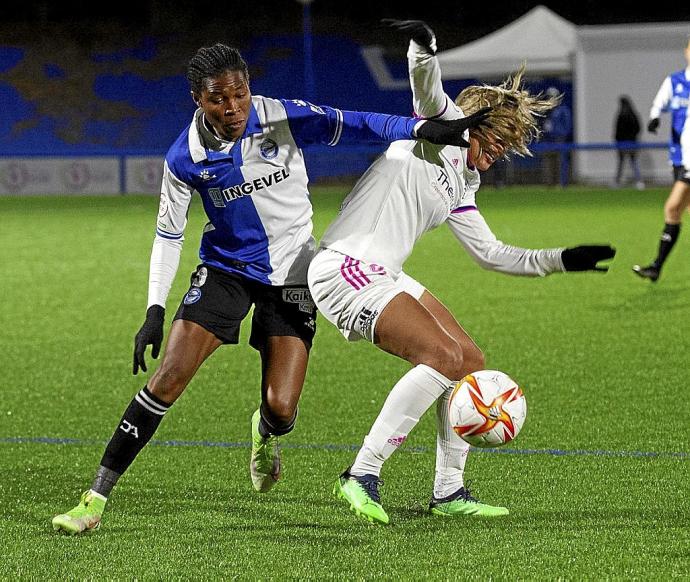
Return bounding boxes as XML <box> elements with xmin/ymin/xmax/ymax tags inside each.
<box><xmin>148</xmin><ymin>95</ymin><xmax>419</xmax><ymax>307</ymax></box>
<box><xmin>650</xmin><ymin>68</ymin><xmax>690</xmax><ymax>167</ymax></box>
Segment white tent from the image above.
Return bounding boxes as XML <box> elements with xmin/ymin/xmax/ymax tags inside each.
<box><xmin>437</xmin><ymin>5</ymin><xmax>576</xmax><ymax>79</ymax></box>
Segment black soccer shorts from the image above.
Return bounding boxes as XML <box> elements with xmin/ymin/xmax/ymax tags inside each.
<box><xmin>173</xmin><ymin>264</ymin><xmax>317</xmax><ymax>348</ymax></box>
<box><xmin>673</xmin><ymin>165</ymin><xmax>690</xmax><ymax>185</ymax></box>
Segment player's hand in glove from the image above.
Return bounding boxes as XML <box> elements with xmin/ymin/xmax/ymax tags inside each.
<box><xmin>561</xmin><ymin>245</ymin><xmax>616</xmax><ymax>272</ymax></box>
<box><xmin>382</xmin><ymin>18</ymin><xmax>437</xmax><ymax>55</ymax></box>
<box><xmin>133</xmin><ymin>305</ymin><xmax>165</xmax><ymax>374</ymax></box>
<box><xmin>647</xmin><ymin>118</ymin><xmax>660</xmax><ymax>133</ymax></box>
<box><xmin>415</xmin><ymin>107</ymin><xmax>492</xmax><ymax>147</ymax></box>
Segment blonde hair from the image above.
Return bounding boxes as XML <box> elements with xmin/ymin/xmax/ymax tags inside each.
<box><xmin>455</xmin><ymin>65</ymin><xmax>561</xmax><ymax>159</ymax></box>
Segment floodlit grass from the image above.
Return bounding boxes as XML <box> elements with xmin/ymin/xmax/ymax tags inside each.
<box><xmin>1</xmin><ymin>186</ymin><xmax>688</xmax><ymax>579</ymax></box>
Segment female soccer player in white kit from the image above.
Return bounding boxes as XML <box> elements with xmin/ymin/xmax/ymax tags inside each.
<box><xmin>307</xmin><ymin>20</ymin><xmax>615</xmax><ymax>524</ymax></box>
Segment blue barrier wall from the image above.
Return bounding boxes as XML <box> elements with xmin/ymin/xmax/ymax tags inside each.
<box><xmin>0</xmin><ymin>33</ymin><xmax>572</xmax><ymax>180</ymax></box>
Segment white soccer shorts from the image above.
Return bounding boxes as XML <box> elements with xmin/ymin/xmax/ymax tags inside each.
<box><xmin>307</xmin><ymin>248</ymin><xmax>425</xmax><ymax>342</ymax></box>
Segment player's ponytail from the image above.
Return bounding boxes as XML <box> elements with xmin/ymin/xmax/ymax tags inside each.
<box><xmin>455</xmin><ymin>64</ymin><xmax>560</xmax><ymax>159</ymax></box>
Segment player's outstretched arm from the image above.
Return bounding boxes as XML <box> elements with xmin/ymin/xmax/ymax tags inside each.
<box><xmin>384</xmin><ymin>18</ymin><xmax>456</xmax><ymax>121</ymax></box>
<box><xmin>415</xmin><ymin>107</ymin><xmax>491</xmax><ymax>147</ymax></box>
<box><xmin>447</xmin><ymin>212</ymin><xmax>615</xmax><ymax>276</ymax></box>
<box><xmin>560</xmin><ymin>245</ymin><xmax>616</xmax><ymax>272</ymax></box>
<box><xmin>282</xmin><ymin>99</ymin><xmax>488</xmax><ymax>149</ymax></box>
<box><xmin>133</xmin><ymin>305</ymin><xmax>165</xmax><ymax>374</ymax></box>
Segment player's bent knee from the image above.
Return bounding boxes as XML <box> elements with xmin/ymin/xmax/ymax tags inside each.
<box><xmin>664</xmin><ymin>204</ymin><xmax>683</xmax><ymax>221</ymax></box>
<box><xmin>263</xmin><ymin>393</ymin><xmax>297</xmax><ymax>420</ymax></box>
<box><xmin>462</xmin><ymin>347</ymin><xmax>485</xmax><ymax>376</ymax></box>
<box><xmin>421</xmin><ymin>341</ymin><xmax>465</xmax><ymax>380</ymax></box>
<box><xmin>148</xmin><ymin>366</ymin><xmax>193</xmax><ymax>403</ymax></box>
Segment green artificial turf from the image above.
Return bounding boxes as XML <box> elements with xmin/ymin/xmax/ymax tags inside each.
<box><xmin>1</xmin><ymin>187</ymin><xmax>688</xmax><ymax>579</ymax></box>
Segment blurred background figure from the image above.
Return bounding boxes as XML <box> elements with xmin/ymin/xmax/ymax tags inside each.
<box><xmin>613</xmin><ymin>95</ymin><xmax>644</xmax><ymax>190</ymax></box>
<box><xmin>633</xmin><ymin>37</ymin><xmax>690</xmax><ymax>282</ymax></box>
<box><xmin>543</xmin><ymin>86</ymin><xmax>572</xmax><ymax>141</ymax></box>
<box><xmin>542</xmin><ymin>86</ymin><xmax>572</xmax><ymax>185</ymax></box>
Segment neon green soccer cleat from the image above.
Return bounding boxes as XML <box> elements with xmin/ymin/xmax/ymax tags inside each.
<box><xmin>250</xmin><ymin>409</ymin><xmax>281</xmax><ymax>493</ymax></box>
<box><xmin>430</xmin><ymin>486</ymin><xmax>509</xmax><ymax>517</ymax></box>
<box><xmin>333</xmin><ymin>470</ymin><xmax>389</xmax><ymax>525</ymax></box>
<box><xmin>52</xmin><ymin>490</ymin><xmax>106</xmax><ymax>535</ymax></box>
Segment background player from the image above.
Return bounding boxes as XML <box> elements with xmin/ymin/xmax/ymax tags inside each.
<box><xmin>307</xmin><ymin>20</ymin><xmax>615</xmax><ymax>524</ymax></box>
<box><xmin>613</xmin><ymin>95</ymin><xmax>643</xmax><ymax>189</ymax></box>
<box><xmin>633</xmin><ymin>38</ymin><xmax>690</xmax><ymax>282</ymax></box>
<box><xmin>51</xmin><ymin>43</ymin><xmax>490</xmax><ymax>534</ymax></box>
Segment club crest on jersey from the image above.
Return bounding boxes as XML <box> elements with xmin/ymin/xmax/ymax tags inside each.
<box><xmin>183</xmin><ymin>288</ymin><xmax>202</xmax><ymax>305</ymax></box>
<box><xmin>259</xmin><ymin>139</ymin><xmax>279</xmax><ymax>160</ymax></box>
<box><xmin>282</xmin><ymin>288</ymin><xmax>315</xmax><ymax>313</ymax></box>
<box><xmin>199</xmin><ymin>169</ymin><xmax>217</xmax><ymax>181</ymax></box>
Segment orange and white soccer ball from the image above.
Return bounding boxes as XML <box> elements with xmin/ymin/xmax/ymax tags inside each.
<box><xmin>448</xmin><ymin>370</ymin><xmax>527</xmax><ymax>448</ymax></box>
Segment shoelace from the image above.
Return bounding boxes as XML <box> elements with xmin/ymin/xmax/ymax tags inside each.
<box><xmin>433</xmin><ymin>484</ymin><xmax>480</xmax><ymax>505</ymax></box>
<box><xmin>456</xmin><ymin>486</ymin><xmax>479</xmax><ymax>503</ymax></box>
<box><xmin>355</xmin><ymin>475</ymin><xmax>383</xmax><ymax>503</ymax></box>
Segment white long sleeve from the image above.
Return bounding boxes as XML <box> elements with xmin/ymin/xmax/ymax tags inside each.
<box><xmin>408</xmin><ymin>40</ymin><xmax>458</xmax><ymax>120</ymax></box>
<box><xmin>147</xmin><ymin>235</ymin><xmax>183</xmax><ymax>308</ymax></box>
<box><xmin>446</xmin><ymin>210</ymin><xmax>565</xmax><ymax>276</ymax></box>
<box><xmin>147</xmin><ymin>161</ymin><xmax>193</xmax><ymax>308</ymax></box>
<box><xmin>649</xmin><ymin>76</ymin><xmax>673</xmax><ymax>119</ymax></box>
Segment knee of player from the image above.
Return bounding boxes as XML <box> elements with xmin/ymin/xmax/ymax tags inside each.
<box><xmin>664</xmin><ymin>205</ymin><xmax>684</xmax><ymax>221</ymax></box>
<box><xmin>423</xmin><ymin>340</ymin><xmax>465</xmax><ymax>380</ymax></box>
<box><xmin>148</xmin><ymin>366</ymin><xmax>191</xmax><ymax>402</ymax></box>
<box><xmin>462</xmin><ymin>345</ymin><xmax>485</xmax><ymax>375</ymax></box>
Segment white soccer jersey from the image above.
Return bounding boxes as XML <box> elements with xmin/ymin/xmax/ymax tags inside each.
<box><xmin>319</xmin><ymin>41</ymin><xmax>563</xmax><ymax>277</ymax></box>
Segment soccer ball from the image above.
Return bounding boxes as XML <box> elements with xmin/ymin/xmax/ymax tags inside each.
<box><xmin>448</xmin><ymin>370</ymin><xmax>527</xmax><ymax>448</ymax></box>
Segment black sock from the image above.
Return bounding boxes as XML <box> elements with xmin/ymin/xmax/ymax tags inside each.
<box><xmin>654</xmin><ymin>223</ymin><xmax>681</xmax><ymax>269</ymax></box>
<box><xmin>258</xmin><ymin>403</ymin><xmax>297</xmax><ymax>437</ymax></box>
<box><xmin>98</xmin><ymin>386</ymin><xmax>170</xmax><ymax>481</ymax></box>
<box><xmin>91</xmin><ymin>465</ymin><xmax>121</xmax><ymax>498</ymax></box>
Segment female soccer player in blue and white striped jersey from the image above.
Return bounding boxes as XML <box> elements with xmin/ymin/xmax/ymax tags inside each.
<box><xmin>51</xmin><ymin>42</ymin><xmax>489</xmax><ymax>534</ymax></box>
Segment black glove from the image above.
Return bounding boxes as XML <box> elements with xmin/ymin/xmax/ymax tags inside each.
<box><xmin>561</xmin><ymin>245</ymin><xmax>616</xmax><ymax>272</ymax></box>
<box><xmin>382</xmin><ymin>18</ymin><xmax>437</xmax><ymax>55</ymax></box>
<box><xmin>415</xmin><ymin>107</ymin><xmax>491</xmax><ymax>147</ymax></box>
<box><xmin>133</xmin><ymin>305</ymin><xmax>165</xmax><ymax>375</ymax></box>
<box><xmin>647</xmin><ymin>118</ymin><xmax>660</xmax><ymax>133</ymax></box>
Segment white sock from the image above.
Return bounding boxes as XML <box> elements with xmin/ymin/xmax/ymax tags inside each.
<box><xmin>433</xmin><ymin>387</ymin><xmax>470</xmax><ymax>499</ymax></box>
<box><xmin>350</xmin><ymin>364</ymin><xmax>451</xmax><ymax>477</ymax></box>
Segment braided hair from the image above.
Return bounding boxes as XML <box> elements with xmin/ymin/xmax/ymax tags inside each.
<box><xmin>186</xmin><ymin>43</ymin><xmax>249</xmax><ymax>94</ymax></box>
